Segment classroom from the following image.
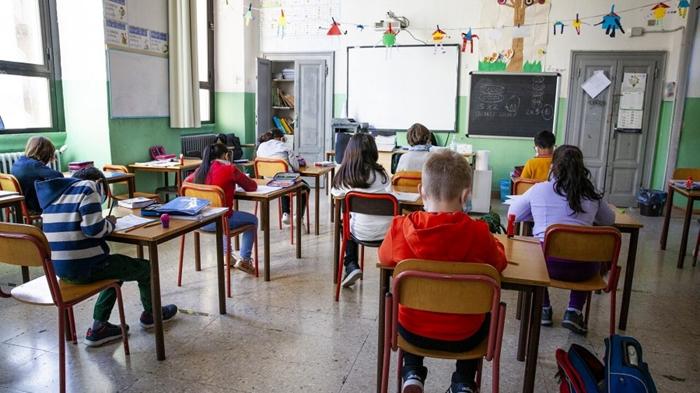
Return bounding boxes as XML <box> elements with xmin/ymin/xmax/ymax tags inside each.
<box><xmin>0</xmin><ymin>0</ymin><xmax>699</xmax><ymax>392</ymax></box>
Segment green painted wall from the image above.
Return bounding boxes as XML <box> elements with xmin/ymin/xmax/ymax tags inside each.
<box><xmin>215</xmin><ymin>91</ymin><xmax>256</xmax><ymax>144</ymax></box>
<box><xmin>676</xmin><ymin>97</ymin><xmax>700</xmax><ymax>169</ymax></box>
<box><xmin>650</xmin><ymin>101</ymin><xmax>674</xmax><ymax>189</ymax></box>
<box><xmin>63</xmin><ymin>79</ymin><xmax>111</xmax><ymax>168</ymax></box>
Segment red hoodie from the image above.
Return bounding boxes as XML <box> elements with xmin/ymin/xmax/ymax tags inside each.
<box><xmin>185</xmin><ymin>160</ymin><xmax>257</xmax><ymax>215</ymax></box>
<box><xmin>379</xmin><ymin>211</ymin><xmax>507</xmax><ymax>341</ymax></box>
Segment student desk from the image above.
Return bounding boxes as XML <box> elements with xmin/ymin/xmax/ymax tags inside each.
<box><xmin>375</xmin><ymin>235</ymin><xmax>550</xmax><ymax>393</ymax></box>
<box><xmin>64</xmin><ymin>171</ymin><xmax>136</xmax><ymax>198</ymax></box>
<box><xmin>129</xmin><ymin>159</ymin><xmax>202</xmax><ymax>200</ymax></box>
<box><xmin>298</xmin><ymin>165</ymin><xmax>335</xmax><ymax>235</ymax></box>
<box><xmin>659</xmin><ymin>182</ymin><xmax>700</xmax><ymax>268</ymax></box>
<box><xmin>106</xmin><ymin>206</ymin><xmax>227</xmax><ymax>361</ymax></box>
<box><xmin>0</xmin><ymin>193</ymin><xmax>31</xmax><ymax>283</ymax></box>
<box><xmin>233</xmin><ymin>179</ymin><xmax>305</xmax><ymax>281</ymax></box>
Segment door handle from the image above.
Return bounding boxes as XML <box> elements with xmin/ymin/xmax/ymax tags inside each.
<box><xmin>614</xmin><ymin>127</ymin><xmax>642</xmax><ymax>134</ymax></box>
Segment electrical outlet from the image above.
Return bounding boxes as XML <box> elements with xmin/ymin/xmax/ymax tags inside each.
<box><xmin>630</xmin><ymin>27</ymin><xmax>644</xmax><ymax>37</ymax></box>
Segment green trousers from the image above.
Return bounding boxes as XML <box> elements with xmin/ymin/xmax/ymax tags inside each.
<box><xmin>65</xmin><ymin>254</ymin><xmax>152</xmax><ymax>322</ymax></box>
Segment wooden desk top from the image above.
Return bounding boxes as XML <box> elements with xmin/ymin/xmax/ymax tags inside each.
<box><xmin>299</xmin><ymin>165</ymin><xmax>334</xmax><ymax>176</ymax></box>
<box><xmin>610</xmin><ymin>204</ymin><xmax>643</xmax><ymax>229</ymax></box>
<box><xmin>107</xmin><ymin>206</ymin><xmax>226</xmax><ymax>243</ymax></box>
<box><xmin>129</xmin><ymin>159</ymin><xmax>202</xmax><ymax>172</ymax></box>
<box><xmin>0</xmin><ymin>193</ymin><xmax>25</xmax><ymax>207</ymax></box>
<box><xmin>64</xmin><ymin>171</ymin><xmax>135</xmax><ymax>184</ymax></box>
<box><xmin>668</xmin><ymin>182</ymin><xmax>700</xmax><ymax>198</ymax></box>
<box><xmin>234</xmin><ymin>179</ymin><xmax>305</xmax><ymax>200</ymax></box>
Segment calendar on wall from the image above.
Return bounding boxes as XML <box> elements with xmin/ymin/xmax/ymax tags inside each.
<box><xmin>260</xmin><ymin>0</ymin><xmax>341</xmax><ymax>40</ymax></box>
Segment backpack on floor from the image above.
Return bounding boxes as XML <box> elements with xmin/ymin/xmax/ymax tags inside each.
<box><xmin>556</xmin><ymin>335</ymin><xmax>657</xmax><ymax>393</ymax></box>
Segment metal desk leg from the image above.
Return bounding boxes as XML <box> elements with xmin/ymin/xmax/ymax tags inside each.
<box><xmin>517</xmin><ymin>289</ymin><xmax>532</xmax><ymax>362</ymax></box>
<box><xmin>376</xmin><ymin>269</ymin><xmax>391</xmax><ymax>393</ymax></box>
<box><xmin>296</xmin><ymin>188</ymin><xmax>302</xmax><ymax>258</ymax></box>
<box><xmin>522</xmin><ymin>287</ymin><xmax>544</xmax><ymax>393</ymax></box>
<box><xmin>660</xmin><ymin>185</ymin><xmax>674</xmax><ymax>249</ymax></box>
<box><xmin>215</xmin><ymin>219</ymin><xmax>226</xmax><ymax>314</ymax></box>
<box><xmin>677</xmin><ymin>197</ymin><xmax>695</xmax><ymax>268</ymax></box>
<box><xmin>261</xmin><ymin>200</ymin><xmax>271</xmax><ymax>281</ymax></box>
<box><xmin>148</xmin><ymin>242</ymin><xmax>165</xmax><ymax>360</ymax></box>
<box><xmin>314</xmin><ymin>176</ymin><xmax>320</xmax><ymax>235</ymax></box>
<box><xmin>332</xmin><ymin>199</ymin><xmax>341</xmax><ymax>283</ymax></box>
<box><xmin>619</xmin><ymin>228</ymin><xmax>639</xmax><ymax>330</ymax></box>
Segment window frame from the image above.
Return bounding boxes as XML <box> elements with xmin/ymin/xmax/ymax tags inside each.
<box><xmin>0</xmin><ymin>0</ymin><xmax>64</xmax><ymax>134</ymax></box>
<box><xmin>198</xmin><ymin>0</ymin><xmax>215</xmax><ymax>124</ymax></box>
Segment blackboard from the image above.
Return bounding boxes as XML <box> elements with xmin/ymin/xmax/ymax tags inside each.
<box><xmin>468</xmin><ymin>72</ymin><xmax>560</xmax><ymax>138</ymax></box>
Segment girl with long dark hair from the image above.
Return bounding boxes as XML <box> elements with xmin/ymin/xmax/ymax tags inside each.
<box><xmin>508</xmin><ymin>145</ymin><xmax>615</xmax><ymax>334</ymax></box>
<box><xmin>186</xmin><ymin>143</ymin><xmax>259</xmax><ymax>274</ymax></box>
<box><xmin>331</xmin><ymin>133</ymin><xmax>391</xmax><ymax>287</ymax></box>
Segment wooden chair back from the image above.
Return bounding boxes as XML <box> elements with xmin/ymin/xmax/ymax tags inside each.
<box><xmin>0</xmin><ymin>222</ymin><xmax>49</xmax><ymax>268</ymax></box>
<box><xmin>513</xmin><ymin>178</ymin><xmax>541</xmax><ymax>195</ymax></box>
<box><xmin>0</xmin><ymin>173</ymin><xmax>22</xmax><ymax>194</ymax></box>
<box><xmin>180</xmin><ymin>183</ymin><xmax>226</xmax><ymax>208</ymax></box>
<box><xmin>254</xmin><ymin>158</ymin><xmax>289</xmax><ymax>179</ymax></box>
<box><xmin>672</xmin><ymin>168</ymin><xmax>700</xmax><ymax>181</ymax></box>
<box><xmin>342</xmin><ymin>192</ymin><xmax>399</xmax><ymax>240</ymax></box>
<box><xmin>543</xmin><ymin>224</ymin><xmax>621</xmax><ymax>263</ymax></box>
<box><xmin>391</xmin><ymin>171</ymin><xmax>422</xmax><ymax>188</ymax></box>
<box><xmin>102</xmin><ymin>164</ymin><xmax>129</xmax><ymax>174</ymax></box>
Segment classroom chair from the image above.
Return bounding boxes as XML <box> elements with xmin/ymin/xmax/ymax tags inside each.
<box><xmin>543</xmin><ymin>224</ymin><xmax>622</xmax><ymax>335</ymax></box>
<box><xmin>253</xmin><ymin>158</ymin><xmax>310</xmax><ymax>244</ymax></box>
<box><xmin>512</xmin><ymin>178</ymin><xmax>541</xmax><ymax>196</ymax></box>
<box><xmin>391</xmin><ymin>171</ymin><xmax>422</xmax><ymax>189</ymax></box>
<box><xmin>671</xmin><ymin>168</ymin><xmax>700</xmax><ymax>181</ymax></box>
<box><xmin>102</xmin><ymin>164</ymin><xmax>160</xmax><ymax>205</ymax></box>
<box><xmin>335</xmin><ymin>192</ymin><xmax>399</xmax><ymax>302</ymax></box>
<box><xmin>0</xmin><ymin>222</ymin><xmax>129</xmax><ymax>393</ymax></box>
<box><xmin>381</xmin><ymin>260</ymin><xmax>507</xmax><ymax>393</ymax></box>
<box><xmin>0</xmin><ymin>173</ymin><xmax>41</xmax><ymax>225</ymax></box>
<box><xmin>177</xmin><ymin>182</ymin><xmax>259</xmax><ymax>298</ymax></box>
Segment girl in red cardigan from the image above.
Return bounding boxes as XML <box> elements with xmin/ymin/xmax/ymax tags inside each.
<box><xmin>186</xmin><ymin>144</ymin><xmax>258</xmax><ymax>274</ymax></box>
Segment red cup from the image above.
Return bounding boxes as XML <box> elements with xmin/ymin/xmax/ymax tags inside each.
<box><xmin>507</xmin><ymin>214</ymin><xmax>516</xmax><ymax>238</ymax></box>
<box><xmin>160</xmin><ymin>213</ymin><xmax>170</xmax><ymax>228</ymax></box>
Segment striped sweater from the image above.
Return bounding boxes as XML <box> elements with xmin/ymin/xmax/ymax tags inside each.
<box><xmin>36</xmin><ymin>177</ymin><xmax>114</xmax><ymax>279</ymax></box>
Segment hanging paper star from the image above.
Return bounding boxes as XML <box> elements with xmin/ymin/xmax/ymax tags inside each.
<box><xmin>595</xmin><ymin>5</ymin><xmax>624</xmax><ymax>38</ymax></box>
<box><xmin>277</xmin><ymin>10</ymin><xmax>287</xmax><ymax>38</ymax></box>
<box><xmin>553</xmin><ymin>20</ymin><xmax>565</xmax><ymax>35</ymax></box>
<box><xmin>327</xmin><ymin>18</ymin><xmax>342</xmax><ymax>36</ymax></box>
<box><xmin>383</xmin><ymin>23</ymin><xmax>397</xmax><ymax>48</ymax></box>
<box><xmin>243</xmin><ymin>3</ymin><xmax>253</xmax><ymax>26</ymax></box>
<box><xmin>651</xmin><ymin>2</ymin><xmax>670</xmax><ymax>22</ymax></box>
<box><xmin>678</xmin><ymin>0</ymin><xmax>690</xmax><ymax>18</ymax></box>
<box><xmin>573</xmin><ymin>13</ymin><xmax>582</xmax><ymax>35</ymax></box>
<box><xmin>461</xmin><ymin>28</ymin><xmax>479</xmax><ymax>53</ymax></box>
<box><xmin>432</xmin><ymin>25</ymin><xmax>447</xmax><ymax>53</ymax></box>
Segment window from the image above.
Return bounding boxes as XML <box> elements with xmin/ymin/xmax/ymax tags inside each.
<box><xmin>0</xmin><ymin>0</ymin><xmax>62</xmax><ymax>133</ymax></box>
<box><xmin>196</xmin><ymin>0</ymin><xmax>214</xmax><ymax>123</ymax></box>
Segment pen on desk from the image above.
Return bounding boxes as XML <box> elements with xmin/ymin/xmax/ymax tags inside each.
<box><xmin>107</xmin><ymin>199</ymin><xmax>115</xmax><ymax>217</ymax></box>
<box><xmin>122</xmin><ymin>220</ymin><xmax>159</xmax><ymax>233</ymax></box>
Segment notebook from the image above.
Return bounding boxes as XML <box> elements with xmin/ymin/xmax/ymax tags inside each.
<box><xmin>156</xmin><ymin>197</ymin><xmax>210</xmax><ymax>216</ymax></box>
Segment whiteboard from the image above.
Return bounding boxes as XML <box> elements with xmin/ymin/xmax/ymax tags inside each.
<box><xmin>108</xmin><ymin>49</ymin><xmax>169</xmax><ymax>118</ymax></box>
<box><xmin>347</xmin><ymin>45</ymin><xmax>460</xmax><ymax>132</ymax></box>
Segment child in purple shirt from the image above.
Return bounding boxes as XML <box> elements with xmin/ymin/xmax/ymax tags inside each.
<box><xmin>508</xmin><ymin>145</ymin><xmax>614</xmax><ymax>335</ymax></box>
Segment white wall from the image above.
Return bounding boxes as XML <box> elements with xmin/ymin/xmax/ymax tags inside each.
<box><xmin>259</xmin><ymin>0</ymin><xmax>690</xmax><ymax>98</ymax></box>
<box><xmin>216</xmin><ymin>0</ymin><xmax>259</xmax><ymax>93</ymax></box>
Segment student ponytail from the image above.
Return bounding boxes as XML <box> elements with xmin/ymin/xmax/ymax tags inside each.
<box><xmin>193</xmin><ymin>143</ymin><xmax>229</xmax><ymax>184</ymax></box>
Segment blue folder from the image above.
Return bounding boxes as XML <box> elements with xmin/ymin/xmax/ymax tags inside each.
<box><xmin>155</xmin><ymin>197</ymin><xmax>210</xmax><ymax>216</ymax></box>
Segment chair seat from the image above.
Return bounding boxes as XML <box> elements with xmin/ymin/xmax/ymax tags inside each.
<box><xmin>549</xmin><ymin>275</ymin><xmax>607</xmax><ymax>292</ymax></box>
<box><xmin>397</xmin><ymin>334</ymin><xmax>488</xmax><ymax>361</ymax></box>
<box><xmin>11</xmin><ymin>276</ymin><xmax>120</xmax><ymax>306</ymax></box>
<box><xmin>113</xmin><ymin>192</ymin><xmax>160</xmax><ymax>201</ymax></box>
<box><xmin>351</xmin><ymin>235</ymin><xmax>383</xmax><ymax>248</ymax></box>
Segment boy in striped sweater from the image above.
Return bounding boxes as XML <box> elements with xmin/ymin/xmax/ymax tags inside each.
<box><xmin>36</xmin><ymin>167</ymin><xmax>177</xmax><ymax>347</ymax></box>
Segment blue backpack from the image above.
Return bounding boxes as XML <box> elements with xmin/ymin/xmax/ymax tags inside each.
<box><xmin>556</xmin><ymin>335</ymin><xmax>657</xmax><ymax>393</ymax></box>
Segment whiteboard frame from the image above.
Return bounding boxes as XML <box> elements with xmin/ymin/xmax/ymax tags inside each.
<box><xmin>466</xmin><ymin>71</ymin><xmax>561</xmax><ymax>139</ymax></box>
<box><xmin>346</xmin><ymin>44</ymin><xmax>461</xmax><ymax>133</ymax></box>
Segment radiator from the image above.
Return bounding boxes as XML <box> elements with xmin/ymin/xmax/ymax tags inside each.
<box><xmin>181</xmin><ymin>133</ymin><xmax>219</xmax><ymax>159</ymax></box>
<box><xmin>0</xmin><ymin>149</ymin><xmax>64</xmax><ymax>174</ymax></box>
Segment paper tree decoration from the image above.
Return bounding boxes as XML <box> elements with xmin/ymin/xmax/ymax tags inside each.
<box><xmin>277</xmin><ymin>10</ymin><xmax>287</xmax><ymax>38</ymax></box>
<box><xmin>651</xmin><ymin>2</ymin><xmax>670</xmax><ymax>22</ymax></box>
<box><xmin>461</xmin><ymin>28</ymin><xmax>479</xmax><ymax>53</ymax></box>
<box><xmin>596</xmin><ymin>5</ymin><xmax>624</xmax><ymax>38</ymax></box>
<box><xmin>383</xmin><ymin>23</ymin><xmax>397</xmax><ymax>47</ymax></box>
<box><xmin>553</xmin><ymin>21</ymin><xmax>565</xmax><ymax>35</ymax></box>
<box><xmin>432</xmin><ymin>25</ymin><xmax>447</xmax><ymax>53</ymax></box>
<box><xmin>244</xmin><ymin>3</ymin><xmax>253</xmax><ymax>26</ymax></box>
<box><xmin>496</xmin><ymin>0</ymin><xmax>548</xmax><ymax>71</ymax></box>
<box><xmin>327</xmin><ymin>18</ymin><xmax>342</xmax><ymax>36</ymax></box>
<box><xmin>573</xmin><ymin>13</ymin><xmax>582</xmax><ymax>35</ymax></box>
<box><xmin>679</xmin><ymin>0</ymin><xmax>690</xmax><ymax>18</ymax></box>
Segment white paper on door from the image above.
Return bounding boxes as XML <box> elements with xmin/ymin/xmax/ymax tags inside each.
<box><xmin>581</xmin><ymin>71</ymin><xmax>611</xmax><ymax>99</ymax></box>
<box><xmin>617</xmin><ymin>73</ymin><xmax>647</xmax><ymax>129</ymax></box>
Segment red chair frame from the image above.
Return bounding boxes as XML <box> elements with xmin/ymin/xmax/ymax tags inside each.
<box><xmin>335</xmin><ymin>191</ymin><xmax>399</xmax><ymax>301</ymax></box>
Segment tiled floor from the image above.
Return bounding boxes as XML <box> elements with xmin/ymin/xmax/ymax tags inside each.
<box><xmin>0</xmin><ymin>198</ymin><xmax>698</xmax><ymax>392</ymax></box>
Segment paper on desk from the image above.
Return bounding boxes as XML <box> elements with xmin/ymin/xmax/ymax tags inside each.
<box><xmin>392</xmin><ymin>192</ymin><xmax>420</xmax><ymax>202</ymax></box>
<box><xmin>502</xmin><ymin>195</ymin><xmax>521</xmax><ymax>205</ymax></box>
<box><xmin>114</xmin><ymin>214</ymin><xmax>156</xmax><ymax>231</ymax></box>
<box><xmin>235</xmin><ymin>185</ymin><xmax>282</xmax><ymax>194</ymax></box>
<box><xmin>134</xmin><ymin>160</ymin><xmax>178</xmax><ymax>167</ymax></box>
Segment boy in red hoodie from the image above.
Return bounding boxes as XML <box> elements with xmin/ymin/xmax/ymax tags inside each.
<box><xmin>379</xmin><ymin>149</ymin><xmax>507</xmax><ymax>393</ymax></box>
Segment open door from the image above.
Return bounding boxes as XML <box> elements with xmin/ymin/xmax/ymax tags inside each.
<box><xmin>256</xmin><ymin>58</ymin><xmax>272</xmax><ymax>139</ymax></box>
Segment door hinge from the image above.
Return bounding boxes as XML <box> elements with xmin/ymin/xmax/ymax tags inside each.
<box><xmin>653</xmin><ymin>67</ymin><xmax>658</xmax><ymax>79</ymax></box>
<box><xmin>209</xmin><ymin>22</ymin><xmax>214</xmax><ymax>31</ymax></box>
<box><xmin>577</xmin><ymin>69</ymin><xmax>581</xmax><ymax>79</ymax></box>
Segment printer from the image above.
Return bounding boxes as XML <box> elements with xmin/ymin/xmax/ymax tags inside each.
<box><xmin>331</xmin><ymin>118</ymin><xmax>368</xmax><ymax>164</ymax></box>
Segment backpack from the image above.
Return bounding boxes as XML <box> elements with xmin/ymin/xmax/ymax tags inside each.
<box><xmin>478</xmin><ymin>211</ymin><xmax>505</xmax><ymax>234</ymax></box>
<box><xmin>556</xmin><ymin>335</ymin><xmax>657</xmax><ymax>393</ymax></box>
<box><xmin>225</xmin><ymin>134</ymin><xmax>243</xmax><ymax>160</ymax></box>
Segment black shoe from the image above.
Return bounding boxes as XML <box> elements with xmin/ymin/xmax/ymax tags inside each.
<box><xmin>341</xmin><ymin>266</ymin><xmax>362</xmax><ymax>288</ymax></box>
<box><xmin>140</xmin><ymin>304</ymin><xmax>179</xmax><ymax>329</ymax></box>
<box><xmin>541</xmin><ymin>306</ymin><xmax>553</xmax><ymax>326</ymax></box>
<box><xmin>85</xmin><ymin>322</ymin><xmax>129</xmax><ymax>347</ymax></box>
<box><xmin>562</xmin><ymin>309</ymin><xmax>587</xmax><ymax>335</ymax></box>
<box><xmin>446</xmin><ymin>382</ymin><xmax>477</xmax><ymax>393</ymax></box>
<box><xmin>402</xmin><ymin>370</ymin><xmax>424</xmax><ymax>393</ymax></box>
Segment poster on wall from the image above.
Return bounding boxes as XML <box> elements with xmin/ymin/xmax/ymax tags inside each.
<box><xmin>149</xmin><ymin>31</ymin><xmax>168</xmax><ymax>55</ymax></box>
<box><xmin>260</xmin><ymin>0</ymin><xmax>341</xmax><ymax>39</ymax></box>
<box><xmin>478</xmin><ymin>0</ymin><xmax>551</xmax><ymax>72</ymax></box>
<box><xmin>128</xmin><ymin>25</ymin><xmax>149</xmax><ymax>50</ymax></box>
<box><xmin>617</xmin><ymin>72</ymin><xmax>647</xmax><ymax>130</ymax></box>
<box><xmin>105</xmin><ymin>19</ymin><xmax>129</xmax><ymax>47</ymax></box>
<box><xmin>103</xmin><ymin>0</ymin><xmax>127</xmax><ymax>22</ymax></box>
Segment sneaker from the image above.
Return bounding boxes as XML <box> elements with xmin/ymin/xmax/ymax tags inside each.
<box><xmin>562</xmin><ymin>309</ymin><xmax>587</xmax><ymax>335</ymax></box>
<box><xmin>541</xmin><ymin>306</ymin><xmax>553</xmax><ymax>326</ymax></box>
<box><xmin>85</xmin><ymin>322</ymin><xmax>129</xmax><ymax>347</ymax></box>
<box><xmin>140</xmin><ymin>305</ymin><xmax>179</xmax><ymax>329</ymax></box>
<box><xmin>446</xmin><ymin>382</ymin><xmax>477</xmax><ymax>393</ymax></box>
<box><xmin>402</xmin><ymin>370</ymin><xmax>424</xmax><ymax>393</ymax></box>
<box><xmin>281</xmin><ymin>213</ymin><xmax>290</xmax><ymax>225</ymax></box>
<box><xmin>341</xmin><ymin>267</ymin><xmax>363</xmax><ymax>288</ymax></box>
<box><xmin>234</xmin><ymin>258</ymin><xmax>256</xmax><ymax>275</ymax></box>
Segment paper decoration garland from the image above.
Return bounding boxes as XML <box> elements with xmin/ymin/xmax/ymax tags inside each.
<box><xmin>553</xmin><ymin>21</ymin><xmax>565</xmax><ymax>35</ymax></box>
<box><xmin>573</xmin><ymin>13</ymin><xmax>582</xmax><ymax>34</ymax></box>
<box><xmin>432</xmin><ymin>25</ymin><xmax>447</xmax><ymax>53</ymax></box>
<box><xmin>596</xmin><ymin>5</ymin><xmax>624</xmax><ymax>38</ymax></box>
<box><xmin>651</xmin><ymin>2</ymin><xmax>670</xmax><ymax>22</ymax></box>
<box><xmin>461</xmin><ymin>28</ymin><xmax>479</xmax><ymax>53</ymax></box>
<box><xmin>244</xmin><ymin>3</ymin><xmax>253</xmax><ymax>26</ymax></box>
<box><xmin>383</xmin><ymin>23</ymin><xmax>397</xmax><ymax>47</ymax></box>
<box><xmin>356</xmin><ymin>24</ymin><xmax>366</xmax><ymax>31</ymax></box>
<box><xmin>678</xmin><ymin>0</ymin><xmax>690</xmax><ymax>18</ymax></box>
<box><xmin>327</xmin><ymin>18</ymin><xmax>342</xmax><ymax>36</ymax></box>
<box><xmin>277</xmin><ymin>10</ymin><xmax>287</xmax><ymax>38</ymax></box>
